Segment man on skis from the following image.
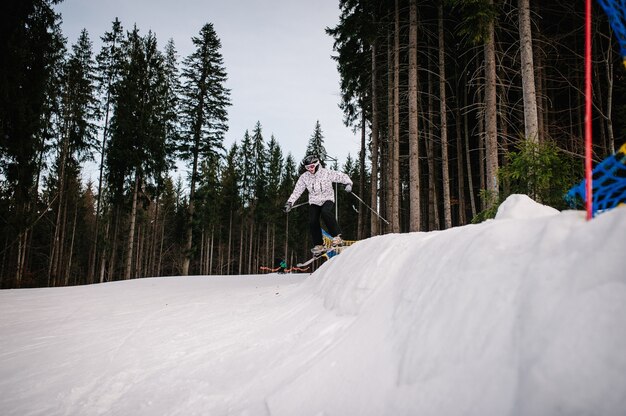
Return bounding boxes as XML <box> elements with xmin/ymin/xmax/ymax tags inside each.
<box><xmin>284</xmin><ymin>154</ymin><xmax>353</xmax><ymax>256</ymax></box>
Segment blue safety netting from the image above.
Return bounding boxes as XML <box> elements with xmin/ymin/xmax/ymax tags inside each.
<box><xmin>566</xmin><ymin>143</ymin><xmax>626</xmax><ymax>216</ymax></box>
<box><xmin>597</xmin><ymin>0</ymin><xmax>626</xmax><ymax>60</ymax></box>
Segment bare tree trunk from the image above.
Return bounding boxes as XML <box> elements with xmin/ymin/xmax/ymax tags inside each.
<box><xmin>218</xmin><ymin>237</ymin><xmax>223</xmax><ymax>275</ymax></box>
<box><xmin>594</xmin><ymin>69</ymin><xmax>608</xmax><ymax>156</ymax></box>
<box><xmin>248</xmin><ymin>220</ymin><xmax>254</xmax><ymax>274</ymax></box>
<box><xmin>238</xmin><ymin>222</ymin><xmax>244</xmax><ymax>275</ymax></box>
<box><xmin>15</xmin><ymin>199</ymin><xmax>35</xmax><ymax>287</ymax></box>
<box><xmin>183</xmin><ymin>144</ymin><xmax>200</xmax><ymax>275</ymax></box>
<box><xmin>99</xmin><ymin>218</ymin><xmax>110</xmax><ymax>283</ymax></box>
<box><xmin>386</xmin><ymin>23</ymin><xmax>394</xmax><ymax>234</ymax></box>
<box><xmin>408</xmin><ymin>0</ymin><xmax>420</xmax><ymax>232</ymax></box>
<box><xmin>604</xmin><ymin>36</ymin><xmax>616</xmax><ymax>155</ymax></box>
<box><xmin>136</xmin><ymin>224</ymin><xmax>143</xmax><ymax>278</ymax></box>
<box><xmin>284</xmin><ymin>213</ymin><xmax>289</xmax><ymax>265</ymax></box>
<box><xmin>391</xmin><ymin>0</ymin><xmax>401</xmax><ymax>233</ymax></box>
<box><xmin>49</xmin><ymin>192</ymin><xmax>68</xmax><ymax>287</ymax></box>
<box><xmin>125</xmin><ymin>172</ymin><xmax>140</xmax><ymax>280</ymax></box>
<box><xmin>150</xmin><ymin>195</ymin><xmax>160</xmax><ymax>277</ymax></box>
<box><xmin>199</xmin><ymin>228</ymin><xmax>205</xmax><ymax>274</ymax></box>
<box><xmin>498</xmin><ymin>67</ymin><xmax>509</xmax><ymax>161</ymax></box>
<box><xmin>370</xmin><ymin>39</ymin><xmax>380</xmax><ymax>237</ymax></box>
<box><xmin>209</xmin><ymin>226</ymin><xmax>214</xmax><ymax>275</ymax></box>
<box><xmin>519</xmin><ymin>0</ymin><xmax>539</xmax><ymax>143</ymax></box>
<box><xmin>439</xmin><ymin>1</ymin><xmax>451</xmax><ymax>229</ymax></box>
<box><xmin>1</xmin><ymin>233</ymin><xmax>9</xmax><ymax>287</ymax></box>
<box><xmin>15</xmin><ymin>235</ymin><xmax>22</xmax><ymax>287</ymax></box>
<box><xmin>271</xmin><ymin>224</ymin><xmax>275</xmax><ymax>268</ymax></box>
<box><xmin>109</xmin><ymin>207</ymin><xmax>120</xmax><ymax>281</ymax></box>
<box><xmin>158</xmin><ymin>214</ymin><xmax>165</xmax><ymax>276</ymax></box>
<box><xmin>228</xmin><ymin>211</ymin><xmax>233</xmax><ymax>275</ymax></box>
<box><xmin>456</xmin><ymin>106</ymin><xmax>467</xmax><ymax>225</ymax></box>
<box><xmin>256</xmin><ymin>231</ymin><xmax>261</xmax><ymax>274</ymax></box>
<box><xmin>358</xmin><ymin>109</ymin><xmax>366</xmax><ymax>240</ymax></box>
<box><xmin>65</xmin><ymin>202</ymin><xmax>78</xmax><ymax>286</ymax></box>
<box><xmin>145</xmin><ymin>206</ymin><xmax>153</xmax><ymax>277</ymax></box>
<box><xmin>207</xmin><ymin>229</ymin><xmax>211</xmax><ymax>274</ymax></box>
<box><xmin>427</xmin><ymin>59</ymin><xmax>440</xmax><ymax>231</ymax></box>
<box><xmin>16</xmin><ymin>230</ymin><xmax>28</xmax><ymax>287</ymax></box>
<box><xmin>535</xmin><ymin>45</ymin><xmax>545</xmax><ymax>143</ymax></box>
<box><xmin>476</xmin><ymin>62</ymin><xmax>486</xmax><ymax>210</ymax></box>
<box><xmin>49</xmin><ymin>135</ymin><xmax>68</xmax><ymax>286</ymax></box>
<box><xmin>484</xmin><ymin>0</ymin><xmax>499</xmax><ymax>204</ymax></box>
<box><xmin>266</xmin><ymin>223</ymin><xmax>270</xmax><ymax>269</ymax></box>
<box><xmin>464</xmin><ymin>101</ymin><xmax>476</xmax><ymax>219</ymax></box>
<box><xmin>58</xmin><ymin>196</ymin><xmax>70</xmax><ymax>286</ymax></box>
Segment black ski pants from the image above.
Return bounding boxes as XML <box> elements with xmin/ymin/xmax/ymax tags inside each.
<box><xmin>309</xmin><ymin>201</ymin><xmax>341</xmax><ymax>246</ymax></box>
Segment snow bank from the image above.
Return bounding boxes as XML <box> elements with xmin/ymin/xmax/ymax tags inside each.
<box><xmin>1</xmin><ymin>196</ymin><xmax>625</xmax><ymax>416</ymax></box>
<box><xmin>495</xmin><ymin>194</ymin><xmax>560</xmax><ymax>219</ymax></box>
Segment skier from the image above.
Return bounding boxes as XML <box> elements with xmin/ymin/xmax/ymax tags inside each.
<box><xmin>274</xmin><ymin>257</ymin><xmax>287</xmax><ymax>274</ymax></box>
<box><xmin>284</xmin><ymin>154</ymin><xmax>353</xmax><ymax>255</ymax></box>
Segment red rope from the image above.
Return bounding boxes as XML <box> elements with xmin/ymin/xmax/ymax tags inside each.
<box><xmin>585</xmin><ymin>0</ymin><xmax>593</xmax><ymax>220</ymax></box>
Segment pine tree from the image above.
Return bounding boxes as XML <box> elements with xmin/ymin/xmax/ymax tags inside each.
<box><xmin>60</xmin><ymin>29</ymin><xmax>99</xmax><ymax>159</ymax></box>
<box><xmin>326</xmin><ymin>0</ymin><xmax>375</xmax><ymax>231</ymax></box>
<box><xmin>280</xmin><ymin>154</ymin><xmax>299</xmax><ymax>202</ymax></box>
<box><xmin>266</xmin><ymin>135</ymin><xmax>284</xmax><ymax>207</ymax></box>
<box><xmin>0</xmin><ymin>0</ymin><xmax>65</xmax><ymax>286</ymax></box>
<box><xmin>91</xmin><ymin>18</ymin><xmax>124</xmax><ymax>283</ymax></box>
<box><xmin>49</xmin><ymin>29</ymin><xmax>99</xmax><ymax>286</ymax></box>
<box><xmin>178</xmin><ymin>23</ymin><xmax>231</xmax><ymax>275</ymax></box>
<box><xmin>239</xmin><ymin>130</ymin><xmax>255</xmax><ymax>206</ymax></box>
<box><xmin>94</xmin><ymin>18</ymin><xmax>124</xmax><ymax>193</ymax></box>
<box><xmin>251</xmin><ymin>121</ymin><xmax>268</xmax><ymax>216</ymax></box>
<box><xmin>106</xmin><ymin>27</ymin><xmax>171</xmax><ymax>280</ymax></box>
<box><xmin>162</xmin><ymin>39</ymin><xmax>181</xmax><ymax>164</ymax></box>
<box><xmin>305</xmin><ymin>120</ymin><xmax>328</xmax><ymax>162</ymax></box>
<box><xmin>144</xmin><ymin>32</ymin><xmax>174</xmax><ymax>185</ymax></box>
<box><xmin>325</xmin><ymin>0</ymin><xmax>372</xmax><ymax>128</ymax></box>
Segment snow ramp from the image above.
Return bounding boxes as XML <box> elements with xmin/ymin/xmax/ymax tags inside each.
<box><xmin>267</xmin><ymin>195</ymin><xmax>626</xmax><ymax>415</ymax></box>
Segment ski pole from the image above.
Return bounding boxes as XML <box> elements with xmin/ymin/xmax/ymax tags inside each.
<box><xmin>285</xmin><ymin>201</ymin><xmax>308</xmax><ymax>260</ymax></box>
<box><xmin>291</xmin><ymin>201</ymin><xmax>308</xmax><ymax>210</ymax></box>
<box><xmin>350</xmin><ymin>192</ymin><xmax>390</xmax><ymax>225</ymax></box>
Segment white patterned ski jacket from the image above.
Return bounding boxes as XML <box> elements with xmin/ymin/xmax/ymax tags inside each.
<box><xmin>287</xmin><ymin>167</ymin><xmax>353</xmax><ymax>206</ymax></box>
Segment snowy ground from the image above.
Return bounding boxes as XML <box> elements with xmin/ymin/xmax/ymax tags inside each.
<box><xmin>1</xmin><ymin>195</ymin><xmax>625</xmax><ymax>416</ymax></box>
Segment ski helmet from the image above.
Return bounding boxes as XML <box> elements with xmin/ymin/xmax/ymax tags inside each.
<box><xmin>303</xmin><ymin>154</ymin><xmax>319</xmax><ymax>165</ymax></box>
<box><xmin>303</xmin><ymin>154</ymin><xmax>320</xmax><ymax>173</ymax></box>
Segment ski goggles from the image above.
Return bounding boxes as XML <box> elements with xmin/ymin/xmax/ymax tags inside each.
<box><xmin>305</xmin><ymin>161</ymin><xmax>319</xmax><ymax>170</ymax></box>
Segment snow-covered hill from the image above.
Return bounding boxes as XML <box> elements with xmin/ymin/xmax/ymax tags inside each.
<box><xmin>1</xmin><ymin>195</ymin><xmax>625</xmax><ymax>416</ymax></box>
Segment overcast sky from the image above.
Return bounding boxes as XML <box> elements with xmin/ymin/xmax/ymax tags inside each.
<box><xmin>55</xmin><ymin>0</ymin><xmax>361</xmax><ymax>180</ymax></box>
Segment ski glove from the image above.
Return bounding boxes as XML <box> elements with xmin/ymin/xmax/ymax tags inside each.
<box><xmin>345</xmin><ymin>184</ymin><xmax>352</xmax><ymax>193</ymax></box>
<box><xmin>284</xmin><ymin>202</ymin><xmax>292</xmax><ymax>213</ymax></box>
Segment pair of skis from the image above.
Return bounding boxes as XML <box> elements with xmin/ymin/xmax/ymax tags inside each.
<box><xmin>259</xmin><ymin>265</ymin><xmax>310</xmax><ymax>273</ymax></box>
<box><xmin>296</xmin><ymin>245</ymin><xmax>344</xmax><ymax>268</ymax></box>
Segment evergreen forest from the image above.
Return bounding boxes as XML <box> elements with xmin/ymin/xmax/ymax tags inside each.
<box><xmin>1</xmin><ymin>0</ymin><xmax>625</xmax><ymax>288</ymax></box>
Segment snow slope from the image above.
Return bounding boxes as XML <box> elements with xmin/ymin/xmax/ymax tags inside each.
<box><xmin>1</xmin><ymin>195</ymin><xmax>625</xmax><ymax>416</ymax></box>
